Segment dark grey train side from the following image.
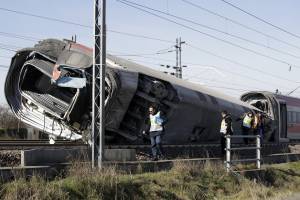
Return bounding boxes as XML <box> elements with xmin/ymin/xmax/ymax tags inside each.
<box><xmin>5</xmin><ymin>39</ymin><xmax>266</xmax><ymax>144</ymax></box>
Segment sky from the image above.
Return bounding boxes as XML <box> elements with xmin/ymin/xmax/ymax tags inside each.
<box><xmin>1</xmin><ymin>0</ymin><xmax>300</xmax><ymax>104</ymax></box>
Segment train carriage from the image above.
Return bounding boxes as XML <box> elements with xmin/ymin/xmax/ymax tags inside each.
<box><xmin>5</xmin><ymin>39</ymin><xmax>293</xmax><ymax>145</ymax></box>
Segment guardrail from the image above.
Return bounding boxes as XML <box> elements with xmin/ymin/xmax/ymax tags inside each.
<box><xmin>225</xmin><ymin>135</ymin><xmax>261</xmax><ymax>172</ymax></box>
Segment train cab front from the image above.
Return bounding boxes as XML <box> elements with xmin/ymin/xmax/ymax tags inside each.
<box><xmin>241</xmin><ymin>91</ymin><xmax>289</xmax><ymax>143</ymax></box>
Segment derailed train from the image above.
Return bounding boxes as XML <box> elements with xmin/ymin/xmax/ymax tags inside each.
<box><xmin>4</xmin><ymin>39</ymin><xmax>296</xmax><ymax>144</ymax></box>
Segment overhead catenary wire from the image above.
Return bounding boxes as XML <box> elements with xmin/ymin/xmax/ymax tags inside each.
<box><xmin>201</xmin><ymin>85</ymin><xmax>251</xmax><ymax>92</ymax></box>
<box><xmin>2</xmin><ymin>1</ymin><xmax>299</xmax><ymax>71</ymax></box>
<box><xmin>0</xmin><ymin>55</ymin><xmax>12</xmax><ymax>59</ymax></box>
<box><xmin>109</xmin><ymin>29</ymin><xmax>174</xmax><ymax>43</ymax></box>
<box><xmin>0</xmin><ymin>64</ymin><xmax>9</xmax><ymax>69</ymax></box>
<box><xmin>0</xmin><ymin>31</ymin><xmax>40</xmax><ymax>42</ymax></box>
<box><xmin>0</xmin><ymin>7</ymin><xmax>91</xmax><ymax>29</ymax></box>
<box><xmin>181</xmin><ymin>0</ymin><xmax>300</xmax><ymax>51</ymax></box>
<box><xmin>0</xmin><ymin>46</ymin><xmax>17</xmax><ymax>52</ymax></box>
<box><xmin>0</xmin><ymin>42</ymin><xmax>22</xmax><ymax>50</ymax></box>
<box><xmin>219</xmin><ymin>0</ymin><xmax>300</xmax><ymax>40</ymax></box>
<box><xmin>117</xmin><ymin>52</ymin><xmax>290</xmax><ymax>90</ymax></box>
<box><xmin>0</xmin><ymin>3</ymin><xmax>296</xmax><ymax>92</ymax></box>
<box><xmin>117</xmin><ymin>0</ymin><xmax>300</xmax><ymax>60</ymax></box>
<box><xmin>0</xmin><ymin>6</ymin><xmax>174</xmax><ymax>44</ymax></box>
<box><xmin>186</xmin><ymin>43</ymin><xmax>300</xmax><ymax>84</ymax></box>
<box><xmin>117</xmin><ymin>47</ymin><xmax>299</xmax><ymax>88</ymax></box>
<box><xmin>117</xmin><ymin>0</ymin><xmax>300</xmax><ymax>69</ymax></box>
<box><xmin>110</xmin><ymin>49</ymin><xmax>175</xmax><ymax>56</ymax></box>
<box><xmin>187</xmin><ymin>64</ymin><xmax>290</xmax><ymax>90</ymax></box>
<box><xmin>185</xmin><ymin>74</ymin><xmax>263</xmax><ymax>91</ymax></box>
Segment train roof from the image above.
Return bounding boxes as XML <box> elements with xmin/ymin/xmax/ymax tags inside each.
<box><xmin>106</xmin><ymin>54</ymin><xmax>259</xmax><ymax>111</ymax></box>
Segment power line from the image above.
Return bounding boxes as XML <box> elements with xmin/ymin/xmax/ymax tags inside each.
<box><xmin>122</xmin><ymin>55</ymin><xmax>268</xmax><ymax>90</ymax></box>
<box><xmin>190</xmin><ymin>82</ymin><xmax>253</xmax><ymax>92</ymax></box>
<box><xmin>109</xmin><ymin>49</ymin><xmax>175</xmax><ymax>56</ymax></box>
<box><xmin>219</xmin><ymin>0</ymin><xmax>300</xmax><ymax>40</ymax></box>
<box><xmin>186</xmin><ymin>43</ymin><xmax>300</xmax><ymax>84</ymax></box>
<box><xmin>117</xmin><ymin>0</ymin><xmax>300</xmax><ymax>69</ymax></box>
<box><xmin>117</xmin><ymin>45</ymin><xmax>299</xmax><ymax>87</ymax></box>
<box><xmin>108</xmin><ymin>29</ymin><xmax>173</xmax><ymax>43</ymax></box>
<box><xmin>187</xmin><ymin>64</ymin><xmax>290</xmax><ymax>90</ymax></box>
<box><xmin>117</xmin><ymin>0</ymin><xmax>300</xmax><ymax>60</ymax></box>
<box><xmin>181</xmin><ymin>0</ymin><xmax>300</xmax><ymax>51</ymax></box>
<box><xmin>186</xmin><ymin>75</ymin><xmax>263</xmax><ymax>90</ymax></box>
<box><xmin>0</xmin><ymin>46</ymin><xmax>16</xmax><ymax>52</ymax></box>
<box><xmin>0</xmin><ymin>65</ymin><xmax>9</xmax><ymax>70</ymax></box>
<box><xmin>0</xmin><ymin>42</ymin><xmax>22</xmax><ymax>49</ymax></box>
<box><xmin>125</xmin><ymin>58</ymin><xmax>164</xmax><ymax>66</ymax></box>
<box><xmin>0</xmin><ymin>31</ymin><xmax>40</xmax><ymax>42</ymax></box>
<box><xmin>0</xmin><ymin>55</ymin><xmax>12</xmax><ymax>59</ymax></box>
<box><xmin>0</xmin><ymin>7</ymin><xmax>91</xmax><ymax>28</ymax></box>
<box><xmin>117</xmin><ymin>50</ymin><xmax>291</xmax><ymax>91</ymax></box>
<box><xmin>0</xmin><ymin>6</ymin><xmax>174</xmax><ymax>44</ymax></box>
<box><xmin>110</xmin><ymin>51</ymin><xmax>176</xmax><ymax>63</ymax></box>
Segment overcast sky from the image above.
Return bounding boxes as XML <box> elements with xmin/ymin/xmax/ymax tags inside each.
<box><xmin>1</xmin><ymin>0</ymin><xmax>300</xmax><ymax>104</ymax></box>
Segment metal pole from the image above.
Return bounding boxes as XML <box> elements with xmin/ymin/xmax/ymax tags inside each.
<box><xmin>179</xmin><ymin>37</ymin><xmax>182</xmax><ymax>79</ymax></box>
<box><xmin>256</xmin><ymin>135</ymin><xmax>261</xmax><ymax>169</ymax></box>
<box><xmin>175</xmin><ymin>38</ymin><xmax>179</xmax><ymax>78</ymax></box>
<box><xmin>226</xmin><ymin>135</ymin><xmax>231</xmax><ymax>172</ymax></box>
<box><xmin>92</xmin><ymin>0</ymin><xmax>106</xmax><ymax>169</ymax></box>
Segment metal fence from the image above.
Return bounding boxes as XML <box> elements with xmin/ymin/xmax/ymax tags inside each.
<box><xmin>225</xmin><ymin>135</ymin><xmax>261</xmax><ymax>172</ymax></box>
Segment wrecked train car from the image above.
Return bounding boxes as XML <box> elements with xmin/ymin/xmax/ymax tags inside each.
<box><xmin>5</xmin><ymin>39</ymin><xmax>279</xmax><ymax>144</ymax></box>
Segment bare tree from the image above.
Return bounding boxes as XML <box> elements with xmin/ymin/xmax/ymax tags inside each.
<box><xmin>0</xmin><ymin>104</ymin><xmax>24</xmax><ymax>129</ymax></box>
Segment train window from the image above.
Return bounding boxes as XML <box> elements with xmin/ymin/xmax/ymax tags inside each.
<box><xmin>293</xmin><ymin>112</ymin><xmax>297</xmax><ymax>123</ymax></box>
<box><xmin>196</xmin><ymin>92</ymin><xmax>207</xmax><ymax>102</ymax></box>
<box><xmin>208</xmin><ymin>96</ymin><xmax>218</xmax><ymax>105</ymax></box>
<box><xmin>288</xmin><ymin>111</ymin><xmax>292</xmax><ymax>123</ymax></box>
<box><xmin>297</xmin><ymin>112</ymin><xmax>300</xmax><ymax>123</ymax></box>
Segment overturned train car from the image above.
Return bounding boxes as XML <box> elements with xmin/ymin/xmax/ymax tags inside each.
<box><xmin>5</xmin><ymin>39</ymin><xmax>287</xmax><ymax>144</ymax></box>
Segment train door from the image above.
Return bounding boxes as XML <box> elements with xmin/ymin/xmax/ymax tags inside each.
<box><xmin>278</xmin><ymin>100</ymin><xmax>289</xmax><ymax>142</ymax></box>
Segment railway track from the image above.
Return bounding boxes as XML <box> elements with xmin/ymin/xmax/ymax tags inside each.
<box><xmin>0</xmin><ymin>139</ymin><xmax>299</xmax><ymax>159</ymax></box>
<box><xmin>0</xmin><ymin>140</ymin><xmax>87</xmax><ymax>149</ymax></box>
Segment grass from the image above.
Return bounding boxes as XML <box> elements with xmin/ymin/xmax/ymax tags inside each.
<box><xmin>1</xmin><ymin>161</ymin><xmax>300</xmax><ymax>200</ymax></box>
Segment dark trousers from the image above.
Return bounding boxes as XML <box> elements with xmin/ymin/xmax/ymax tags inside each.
<box><xmin>150</xmin><ymin>133</ymin><xmax>163</xmax><ymax>158</ymax></box>
<box><xmin>242</xmin><ymin>127</ymin><xmax>250</xmax><ymax>144</ymax></box>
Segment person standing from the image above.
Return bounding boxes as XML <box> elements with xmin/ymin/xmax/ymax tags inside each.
<box><xmin>220</xmin><ymin>110</ymin><xmax>233</xmax><ymax>156</ymax></box>
<box><xmin>238</xmin><ymin>112</ymin><xmax>254</xmax><ymax>144</ymax></box>
<box><xmin>143</xmin><ymin>105</ymin><xmax>166</xmax><ymax>161</ymax></box>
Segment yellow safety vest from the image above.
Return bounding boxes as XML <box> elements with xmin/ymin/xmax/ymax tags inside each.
<box><xmin>149</xmin><ymin>111</ymin><xmax>163</xmax><ymax>132</ymax></box>
<box><xmin>220</xmin><ymin>119</ymin><xmax>227</xmax><ymax>134</ymax></box>
<box><xmin>243</xmin><ymin>115</ymin><xmax>252</xmax><ymax>128</ymax></box>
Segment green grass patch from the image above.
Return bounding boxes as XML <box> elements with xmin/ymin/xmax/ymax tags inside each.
<box><xmin>1</xmin><ymin>161</ymin><xmax>300</xmax><ymax>199</ymax></box>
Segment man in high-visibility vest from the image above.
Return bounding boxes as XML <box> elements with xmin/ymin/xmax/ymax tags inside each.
<box><xmin>220</xmin><ymin>110</ymin><xmax>233</xmax><ymax>156</ymax></box>
<box><xmin>239</xmin><ymin>112</ymin><xmax>254</xmax><ymax>144</ymax></box>
<box><xmin>143</xmin><ymin>105</ymin><xmax>167</xmax><ymax>161</ymax></box>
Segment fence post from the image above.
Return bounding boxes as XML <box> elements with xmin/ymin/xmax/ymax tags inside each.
<box><xmin>256</xmin><ymin>135</ymin><xmax>261</xmax><ymax>169</ymax></box>
<box><xmin>226</xmin><ymin>135</ymin><xmax>231</xmax><ymax>172</ymax></box>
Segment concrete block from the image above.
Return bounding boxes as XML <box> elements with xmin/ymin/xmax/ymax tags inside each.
<box><xmin>104</xmin><ymin>149</ymin><xmax>136</xmax><ymax>161</ymax></box>
<box><xmin>21</xmin><ymin>148</ymin><xmax>90</xmax><ymax>166</ymax></box>
<box><xmin>20</xmin><ymin>148</ymin><xmax>136</xmax><ymax>166</ymax></box>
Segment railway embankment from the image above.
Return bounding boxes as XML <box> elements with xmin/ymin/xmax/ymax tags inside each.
<box><xmin>1</xmin><ymin>160</ymin><xmax>300</xmax><ymax>200</ymax></box>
